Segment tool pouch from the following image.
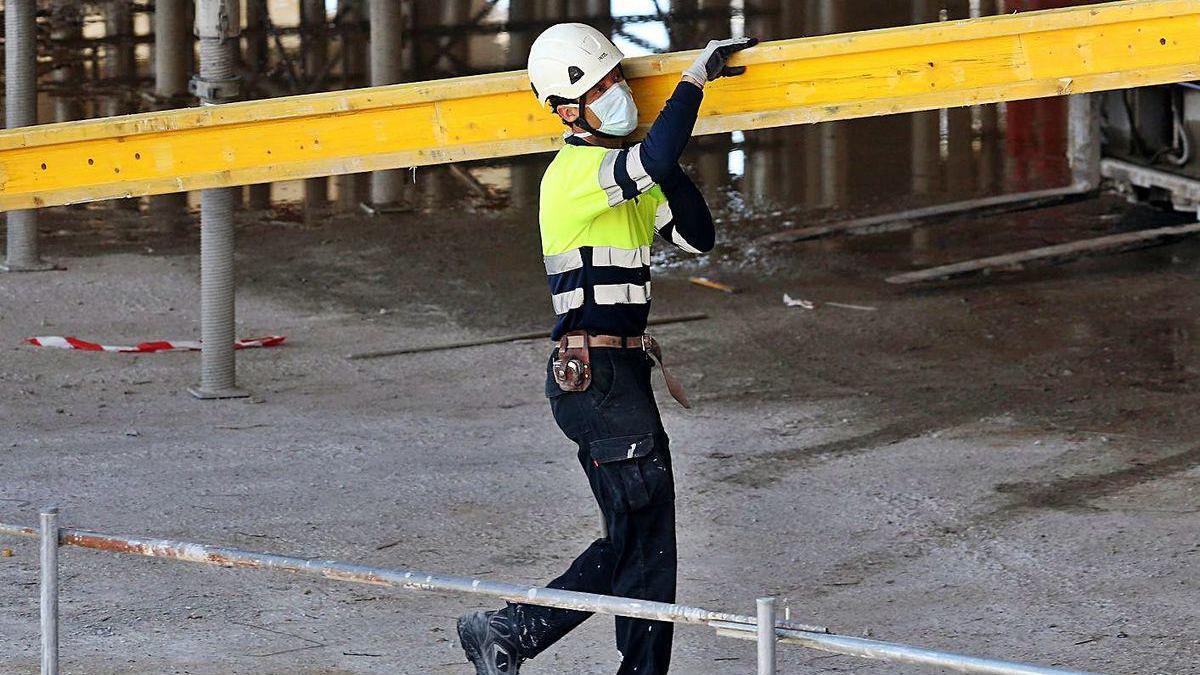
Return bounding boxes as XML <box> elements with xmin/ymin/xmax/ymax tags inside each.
<box><xmin>554</xmin><ymin>331</ymin><xmax>592</xmax><ymax>392</ymax></box>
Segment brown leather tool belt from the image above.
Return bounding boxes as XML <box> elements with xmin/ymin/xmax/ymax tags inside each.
<box><xmin>554</xmin><ymin>331</ymin><xmax>691</xmax><ymax>409</ymax></box>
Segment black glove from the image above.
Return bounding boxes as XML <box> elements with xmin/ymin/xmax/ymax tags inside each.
<box><xmin>683</xmin><ymin>37</ymin><xmax>760</xmax><ymax>85</ymax></box>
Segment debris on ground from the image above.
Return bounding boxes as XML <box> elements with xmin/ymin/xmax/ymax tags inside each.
<box><xmin>689</xmin><ymin>277</ymin><xmax>738</xmax><ymax>293</ymax></box>
<box><xmin>784</xmin><ymin>294</ymin><xmax>877</xmax><ymax>311</ymax></box>
<box><xmin>783</xmin><ymin>294</ymin><xmax>816</xmax><ymax>310</ymax></box>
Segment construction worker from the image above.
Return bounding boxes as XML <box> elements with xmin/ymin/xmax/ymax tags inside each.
<box><xmin>457</xmin><ymin>24</ymin><xmax>757</xmax><ymax>675</ymax></box>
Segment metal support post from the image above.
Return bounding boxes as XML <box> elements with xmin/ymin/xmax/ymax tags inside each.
<box><xmin>366</xmin><ymin>0</ymin><xmax>409</xmax><ymax>212</ymax></box>
<box><xmin>3</xmin><ymin>0</ymin><xmax>53</xmax><ymax>272</ymax></box>
<box><xmin>757</xmin><ymin>597</ymin><xmax>777</xmax><ymax>675</ymax></box>
<box><xmin>1068</xmin><ymin>94</ymin><xmax>1102</xmax><ymax>190</ymax></box>
<box><xmin>151</xmin><ymin>0</ymin><xmax>193</xmax><ymax>216</ymax></box>
<box><xmin>189</xmin><ymin>0</ymin><xmax>248</xmax><ymax>400</ymax></box>
<box><xmin>302</xmin><ymin>0</ymin><xmax>330</xmax><ymax>212</ymax></box>
<box><xmin>40</xmin><ymin>508</ymin><xmax>60</xmax><ymax>675</ymax></box>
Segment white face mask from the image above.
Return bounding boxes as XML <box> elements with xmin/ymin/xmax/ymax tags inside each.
<box><xmin>586</xmin><ymin>81</ymin><xmax>639</xmax><ymax>137</ymax></box>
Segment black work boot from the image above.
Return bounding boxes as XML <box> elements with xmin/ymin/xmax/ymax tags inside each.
<box><xmin>457</xmin><ymin>610</ymin><xmax>523</xmax><ymax>674</ymax></box>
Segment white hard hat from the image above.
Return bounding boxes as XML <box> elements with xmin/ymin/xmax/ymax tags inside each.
<box><xmin>528</xmin><ymin>23</ymin><xmax>625</xmax><ymax>106</ymax></box>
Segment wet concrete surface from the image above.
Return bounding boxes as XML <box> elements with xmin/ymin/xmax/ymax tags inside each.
<box><xmin>6</xmin><ymin>0</ymin><xmax>1198</xmax><ymax>672</ymax></box>
<box><xmin>3</xmin><ymin>1</ymin><xmax>1199</xmax><ymax>668</ymax></box>
<box><xmin>3</xmin><ymin>150</ymin><xmax>1200</xmax><ymax>674</ymax></box>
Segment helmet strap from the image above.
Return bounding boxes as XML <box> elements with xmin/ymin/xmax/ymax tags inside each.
<box><xmin>572</xmin><ymin>96</ymin><xmax>623</xmax><ymax>140</ymax></box>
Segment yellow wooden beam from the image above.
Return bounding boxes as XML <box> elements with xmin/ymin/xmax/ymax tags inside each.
<box><xmin>2</xmin><ymin>0</ymin><xmax>1199</xmax><ymax>212</ymax></box>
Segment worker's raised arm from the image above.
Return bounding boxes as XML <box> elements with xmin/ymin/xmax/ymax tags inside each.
<box><xmin>599</xmin><ymin>37</ymin><xmax>758</xmax><ymax>206</ymax></box>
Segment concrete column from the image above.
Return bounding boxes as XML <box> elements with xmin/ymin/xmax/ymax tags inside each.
<box><xmin>106</xmin><ymin>0</ymin><xmax>141</xmax><ymax>212</ymax></box>
<box><xmin>3</xmin><ymin>0</ymin><xmax>52</xmax><ymax>272</ymax></box>
<box><xmin>49</xmin><ymin>1</ymin><xmax>85</xmax><ymax>124</ymax></box>
<box><xmin>334</xmin><ymin>0</ymin><xmax>368</xmax><ymax>211</ymax></box>
<box><xmin>582</xmin><ymin>0</ymin><xmax>613</xmax><ymax>38</ymax></box>
<box><xmin>104</xmin><ymin>0</ymin><xmax>138</xmax><ymax>118</ymax></box>
<box><xmin>507</xmin><ymin>0</ymin><xmax>544</xmax><ymax>210</ymax></box>
<box><xmin>1067</xmin><ymin>94</ymin><xmax>1102</xmax><ymax>190</ymax></box>
<box><xmin>244</xmin><ymin>0</ymin><xmax>273</xmax><ymax>210</ymax></box>
<box><xmin>414</xmin><ymin>0</ymin><xmax>471</xmax><ymax>79</ymax></box>
<box><xmin>340</xmin><ymin>0</ymin><xmax>368</xmax><ymax>85</ymax></box>
<box><xmin>411</xmin><ymin>0</ymin><xmax>474</xmax><ymax>207</ymax></box>
<box><xmin>302</xmin><ymin>0</ymin><xmax>330</xmax><ymax>212</ymax></box>
<box><xmin>804</xmin><ymin>0</ymin><xmax>846</xmax><ymax>209</ymax></box>
<box><xmin>368</xmin><ymin>0</ymin><xmax>408</xmax><ymax>209</ymax></box>
<box><xmin>697</xmin><ymin>0</ymin><xmax>733</xmax><ymax>41</ymax></box>
<box><xmin>190</xmin><ymin>0</ymin><xmax>248</xmax><ymax>400</ymax></box>
<box><xmin>156</xmin><ymin>0</ymin><xmax>192</xmax><ymax>100</ymax></box>
<box><xmin>152</xmin><ymin>0</ymin><xmax>193</xmax><ymax>217</ymax></box>
<box><xmin>910</xmin><ymin>0</ymin><xmax>940</xmax><ymax>196</ymax></box>
<box><xmin>978</xmin><ymin>2</ymin><xmax>1004</xmax><ymax>194</ymax></box>
<box><xmin>669</xmin><ymin>0</ymin><xmax>698</xmax><ymax>48</ymax></box>
<box><xmin>741</xmin><ymin>0</ymin><xmax>790</xmax><ymax>206</ymax></box>
<box><xmin>693</xmin><ymin>0</ymin><xmax>736</xmax><ymax>194</ymax></box>
<box><xmin>946</xmin><ymin>107</ymin><xmax>976</xmax><ymax>197</ymax></box>
<box><xmin>671</xmin><ymin>0</ymin><xmax>731</xmax><ymax>49</ymax></box>
<box><xmin>977</xmin><ymin>103</ymin><xmax>1002</xmax><ymax>193</ymax></box>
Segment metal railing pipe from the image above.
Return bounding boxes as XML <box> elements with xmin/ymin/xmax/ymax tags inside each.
<box><xmin>0</xmin><ymin>521</ymin><xmax>815</xmax><ymax>631</ymax></box>
<box><xmin>0</xmin><ymin>520</ymin><xmax>1098</xmax><ymax>675</ymax></box>
<box><xmin>775</xmin><ymin>628</ymin><xmax>1084</xmax><ymax>675</ymax></box>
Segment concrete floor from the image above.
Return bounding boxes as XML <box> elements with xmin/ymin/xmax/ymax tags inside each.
<box><xmin>1</xmin><ymin>188</ymin><xmax>1198</xmax><ymax>674</ymax></box>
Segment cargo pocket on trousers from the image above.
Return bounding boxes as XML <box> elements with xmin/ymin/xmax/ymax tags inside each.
<box><xmin>588</xmin><ymin>433</ymin><xmax>674</xmax><ymax>512</ymax></box>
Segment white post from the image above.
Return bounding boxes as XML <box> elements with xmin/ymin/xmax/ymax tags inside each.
<box><xmin>757</xmin><ymin>597</ymin><xmax>777</xmax><ymax>675</ymax></box>
<box><xmin>40</xmin><ymin>508</ymin><xmax>60</xmax><ymax>675</ymax></box>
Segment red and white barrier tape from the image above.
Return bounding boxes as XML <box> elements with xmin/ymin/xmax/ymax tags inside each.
<box><xmin>25</xmin><ymin>335</ymin><xmax>286</xmax><ymax>353</ymax></box>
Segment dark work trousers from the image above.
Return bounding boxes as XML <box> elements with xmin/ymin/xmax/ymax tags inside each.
<box><xmin>497</xmin><ymin>346</ymin><xmax>677</xmax><ymax>675</ymax></box>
